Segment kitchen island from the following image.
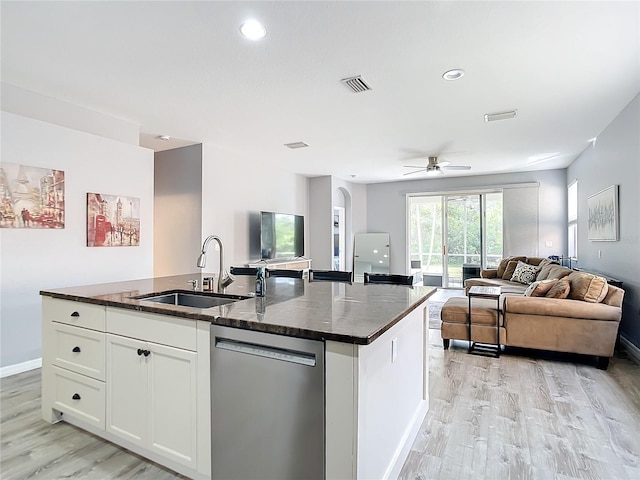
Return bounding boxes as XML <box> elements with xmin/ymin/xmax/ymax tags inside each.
<box><xmin>41</xmin><ymin>274</ymin><xmax>435</xmax><ymax>480</ymax></box>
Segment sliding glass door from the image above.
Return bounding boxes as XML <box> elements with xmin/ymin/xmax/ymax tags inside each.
<box><xmin>445</xmin><ymin>195</ymin><xmax>481</xmax><ymax>288</ymax></box>
<box><xmin>409</xmin><ymin>191</ymin><xmax>502</xmax><ymax>288</ymax></box>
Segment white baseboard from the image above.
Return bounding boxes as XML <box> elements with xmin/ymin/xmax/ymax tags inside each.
<box><xmin>620</xmin><ymin>335</ymin><xmax>640</xmax><ymax>366</ymax></box>
<box><xmin>0</xmin><ymin>358</ymin><xmax>42</xmax><ymax>378</ymax></box>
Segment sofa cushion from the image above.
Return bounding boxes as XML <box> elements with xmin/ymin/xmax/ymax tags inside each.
<box><xmin>545</xmin><ymin>277</ymin><xmax>571</xmax><ymax>299</ymax></box>
<box><xmin>504</xmin><ymin>296</ymin><xmax>622</xmax><ymax>321</ymax></box>
<box><xmin>567</xmin><ymin>272</ymin><xmax>608</xmax><ymax>303</ymax></box>
<box><xmin>496</xmin><ymin>256</ymin><xmax>526</xmax><ymax>277</ymax></box>
<box><xmin>525</xmin><ymin>257</ymin><xmax>547</xmax><ymax>266</ymax></box>
<box><xmin>510</xmin><ymin>261</ymin><xmax>540</xmax><ymax>284</ymax></box>
<box><xmin>501</xmin><ymin>260</ymin><xmax>519</xmax><ymax>279</ymax></box>
<box><xmin>524</xmin><ymin>278</ymin><xmax>559</xmax><ymax>297</ymax></box>
<box><xmin>536</xmin><ymin>263</ymin><xmax>573</xmax><ymax>281</ymax></box>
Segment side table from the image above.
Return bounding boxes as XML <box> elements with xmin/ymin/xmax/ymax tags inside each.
<box><xmin>468</xmin><ymin>286</ymin><xmax>502</xmax><ymax>357</ymax></box>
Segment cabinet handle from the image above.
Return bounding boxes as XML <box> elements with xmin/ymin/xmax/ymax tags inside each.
<box><xmin>143</xmin><ymin>350</ymin><xmax>150</xmax><ymax>357</ymax></box>
<box><xmin>72</xmin><ymin>393</ymin><xmax>81</xmax><ymax>400</ymax></box>
<box><xmin>72</xmin><ymin>346</ymin><xmax>81</xmax><ymax>353</ymax></box>
<box><xmin>137</xmin><ymin>348</ymin><xmax>144</xmax><ymax>356</ymax></box>
<box><xmin>70</xmin><ymin>311</ymin><xmax>80</xmax><ymax>317</ymax></box>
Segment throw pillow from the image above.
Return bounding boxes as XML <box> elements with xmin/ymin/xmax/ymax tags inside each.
<box><xmin>567</xmin><ymin>272</ymin><xmax>608</xmax><ymax>303</ymax></box>
<box><xmin>501</xmin><ymin>260</ymin><xmax>519</xmax><ymax>280</ymax></box>
<box><xmin>510</xmin><ymin>261</ymin><xmax>540</xmax><ymax>284</ymax></box>
<box><xmin>545</xmin><ymin>277</ymin><xmax>571</xmax><ymax>299</ymax></box>
<box><xmin>496</xmin><ymin>256</ymin><xmax>526</xmax><ymax>278</ymax></box>
<box><xmin>524</xmin><ymin>278</ymin><xmax>559</xmax><ymax>297</ymax></box>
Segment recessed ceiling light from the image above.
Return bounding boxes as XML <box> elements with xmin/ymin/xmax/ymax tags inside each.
<box><xmin>442</xmin><ymin>69</ymin><xmax>465</xmax><ymax>81</ymax></box>
<box><xmin>484</xmin><ymin>110</ymin><xmax>517</xmax><ymax>122</ymax></box>
<box><xmin>240</xmin><ymin>20</ymin><xmax>266</xmax><ymax>40</ymax></box>
<box><xmin>157</xmin><ymin>135</ymin><xmax>171</xmax><ymax>141</ymax></box>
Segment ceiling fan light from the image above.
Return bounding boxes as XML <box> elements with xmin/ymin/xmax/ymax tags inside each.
<box><xmin>425</xmin><ymin>167</ymin><xmax>443</xmax><ymax>176</ymax></box>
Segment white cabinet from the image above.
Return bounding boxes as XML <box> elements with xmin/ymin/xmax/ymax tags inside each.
<box><xmin>42</xmin><ymin>298</ymin><xmax>210</xmax><ymax>480</ymax></box>
<box><xmin>106</xmin><ymin>332</ymin><xmax>197</xmax><ymax>469</ymax></box>
<box><xmin>42</xmin><ymin>297</ymin><xmax>106</xmax><ymax>428</ymax></box>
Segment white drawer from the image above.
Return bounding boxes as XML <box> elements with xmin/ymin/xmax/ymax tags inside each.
<box><xmin>106</xmin><ymin>307</ymin><xmax>197</xmax><ymax>351</ymax></box>
<box><xmin>44</xmin><ymin>297</ymin><xmax>105</xmax><ymax>331</ymax></box>
<box><xmin>52</xmin><ymin>366</ymin><xmax>105</xmax><ymax>430</ymax></box>
<box><xmin>52</xmin><ymin>322</ymin><xmax>105</xmax><ymax>381</ymax></box>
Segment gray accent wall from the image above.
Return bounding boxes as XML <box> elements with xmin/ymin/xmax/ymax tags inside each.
<box><xmin>154</xmin><ymin>144</ymin><xmax>202</xmax><ymax>277</ymax></box>
<box><xmin>366</xmin><ymin>169</ymin><xmax>567</xmax><ymax>275</ymax></box>
<box><xmin>567</xmin><ymin>93</ymin><xmax>640</xmax><ymax>350</ymax></box>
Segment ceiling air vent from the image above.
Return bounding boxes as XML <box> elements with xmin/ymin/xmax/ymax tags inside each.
<box><xmin>341</xmin><ymin>75</ymin><xmax>372</xmax><ymax>93</ymax></box>
<box><xmin>284</xmin><ymin>141</ymin><xmax>309</xmax><ymax>149</ymax></box>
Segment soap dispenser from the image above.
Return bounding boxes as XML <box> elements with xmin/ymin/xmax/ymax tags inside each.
<box><xmin>255</xmin><ymin>267</ymin><xmax>266</xmax><ymax>297</ymax></box>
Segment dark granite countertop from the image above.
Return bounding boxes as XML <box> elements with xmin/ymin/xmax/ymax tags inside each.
<box><xmin>40</xmin><ymin>274</ymin><xmax>436</xmax><ymax>345</ymax></box>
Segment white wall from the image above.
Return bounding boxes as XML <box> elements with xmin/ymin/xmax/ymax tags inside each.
<box><xmin>1</xmin><ymin>111</ymin><xmax>154</xmax><ymax>368</ymax></box>
<box><xmin>567</xmin><ymin>93</ymin><xmax>640</xmax><ymax>350</ymax></box>
<box><xmin>200</xmin><ymin>143</ymin><xmax>308</xmax><ymax>273</ymax></box>
<box><xmin>154</xmin><ymin>144</ymin><xmax>202</xmax><ymax>276</ymax></box>
<box><xmin>366</xmin><ymin>169</ymin><xmax>567</xmax><ymax>274</ymax></box>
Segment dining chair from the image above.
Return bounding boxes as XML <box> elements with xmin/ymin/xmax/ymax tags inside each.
<box><xmin>363</xmin><ymin>272</ymin><xmax>414</xmax><ymax>285</ymax></box>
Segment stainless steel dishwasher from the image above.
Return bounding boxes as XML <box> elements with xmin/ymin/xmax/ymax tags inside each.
<box><xmin>210</xmin><ymin>325</ymin><xmax>324</xmax><ymax>480</ymax></box>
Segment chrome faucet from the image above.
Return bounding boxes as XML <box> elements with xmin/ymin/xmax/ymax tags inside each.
<box><xmin>197</xmin><ymin>235</ymin><xmax>235</xmax><ymax>291</ymax></box>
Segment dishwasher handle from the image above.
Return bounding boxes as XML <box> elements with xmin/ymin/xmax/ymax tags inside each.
<box><xmin>215</xmin><ymin>337</ymin><xmax>316</xmax><ymax>367</ymax></box>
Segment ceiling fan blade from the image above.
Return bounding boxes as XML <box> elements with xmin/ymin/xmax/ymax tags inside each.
<box><xmin>441</xmin><ymin>165</ymin><xmax>471</xmax><ymax>170</ymax></box>
<box><xmin>403</xmin><ymin>165</ymin><xmax>427</xmax><ymax>169</ymax></box>
<box><xmin>437</xmin><ymin>160</ymin><xmax>451</xmax><ymax>167</ymax></box>
<box><xmin>403</xmin><ymin>169</ymin><xmax>425</xmax><ymax>176</ymax></box>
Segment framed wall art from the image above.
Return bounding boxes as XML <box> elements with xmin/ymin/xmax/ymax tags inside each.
<box><xmin>0</xmin><ymin>163</ymin><xmax>65</xmax><ymax>229</ymax></box>
<box><xmin>87</xmin><ymin>192</ymin><xmax>140</xmax><ymax>247</ymax></box>
<box><xmin>587</xmin><ymin>184</ymin><xmax>619</xmax><ymax>241</ymax></box>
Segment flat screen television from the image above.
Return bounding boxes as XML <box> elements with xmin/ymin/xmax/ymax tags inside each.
<box><xmin>260</xmin><ymin>211</ymin><xmax>304</xmax><ymax>260</ymax></box>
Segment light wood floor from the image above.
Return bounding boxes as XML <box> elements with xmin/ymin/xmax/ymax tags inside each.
<box><xmin>2</xmin><ymin>290</ymin><xmax>639</xmax><ymax>479</ymax></box>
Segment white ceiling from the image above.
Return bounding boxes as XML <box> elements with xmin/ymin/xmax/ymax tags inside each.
<box><xmin>2</xmin><ymin>1</ymin><xmax>639</xmax><ymax>184</ymax></box>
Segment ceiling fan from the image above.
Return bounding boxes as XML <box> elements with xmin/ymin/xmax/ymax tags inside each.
<box><xmin>403</xmin><ymin>156</ymin><xmax>471</xmax><ymax>176</ymax></box>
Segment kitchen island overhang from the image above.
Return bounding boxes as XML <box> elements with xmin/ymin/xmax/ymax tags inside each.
<box><xmin>41</xmin><ymin>274</ymin><xmax>435</xmax><ymax>480</ymax></box>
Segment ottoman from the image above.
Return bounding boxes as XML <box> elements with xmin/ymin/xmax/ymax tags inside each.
<box><xmin>440</xmin><ymin>296</ymin><xmax>506</xmax><ymax>349</ymax></box>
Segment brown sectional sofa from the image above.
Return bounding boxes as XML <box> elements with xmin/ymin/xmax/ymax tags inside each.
<box><xmin>441</xmin><ymin>256</ymin><xmax>625</xmax><ymax>369</ymax></box>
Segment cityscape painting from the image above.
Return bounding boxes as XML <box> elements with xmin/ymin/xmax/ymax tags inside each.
<box><xmin>0</xmin><ymin>163</ymin><xmax>65</xmax><ymax>229</ymax></box>
<box><xmin>87</xmin><ymin>193</ymin><xmax>140</xmax><ymax>247</ymax></box>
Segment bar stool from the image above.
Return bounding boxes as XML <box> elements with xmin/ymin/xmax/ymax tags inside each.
<box><xmin>363</xmin><ymin>273</ymin><xmax>413</xmax><ymax>285</ymax></box>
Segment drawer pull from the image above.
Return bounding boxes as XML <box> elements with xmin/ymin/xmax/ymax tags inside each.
<box><xmin>72</xmin><ymin>346</ymin><xmax>81</xmax><ymax>353</ymax></box>
<box><xmin>70</xmin><ymin>311</ymin><xmax>80</xmax><ymax>318</ymax></box>
<box><xmin>72</xmin><ymin>393</ymin><xmax>81</xmax><ymax>400</ymax></box>
<box><xmin>137</xmin><ymin>348</ymin><xmax>144</xmax><ymax>356</ymax></box>
<box><xmin>143</xmin><ymin>349</ymin><xmax>150</xmax><ymax>357</ymax></box>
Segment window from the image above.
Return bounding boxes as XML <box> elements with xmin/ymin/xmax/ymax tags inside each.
<box><xmin>568</xmin><ymin>181</ymin><xmax>578</xmax><ymax>259</ymax></box>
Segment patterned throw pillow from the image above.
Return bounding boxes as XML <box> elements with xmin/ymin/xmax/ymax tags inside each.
<box><xmin>510</xmin><ymin>261</ymin><xmax>540</xmax><ymax>284</ymax></box>
<box><xmin>524</xmin><ymin>278</ymin><xmax>559</xmax><ymax>297</ymax></box>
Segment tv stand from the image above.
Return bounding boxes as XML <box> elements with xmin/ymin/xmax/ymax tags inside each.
<box><xmin>247</xmin><ymin>258</ymin><xmax>312</xmax><ymax>278</ymax></box>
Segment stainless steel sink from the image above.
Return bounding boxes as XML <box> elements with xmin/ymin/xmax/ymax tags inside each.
<box><xmin>132</xmin><ymin>290</ymin><xmax>250</xmax><ymax>309</ymax></box>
